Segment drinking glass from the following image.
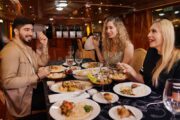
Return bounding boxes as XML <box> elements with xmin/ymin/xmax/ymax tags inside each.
<box><xmin>75</xmin><ymin>52</ymin><xmax>82</xmax><ymax>67</ymax></box>
<box><xmin>66</xmin><ymin>56</ymin><xmax>74</xmax><ymax>69</ymax></box>
<box><xmin>163</xmin><ymin>79</ymin><xmax>180</xmax><ymax>120</ymax></box>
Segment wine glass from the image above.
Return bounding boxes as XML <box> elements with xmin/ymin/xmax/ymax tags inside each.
<box><xmin>163</xmin><ymin>78</ymin><xmax>180</xmax><ymax>120</ymax></box>
<box><xmin>75</xmin><ymin>52</ymin><xmax>82</xmax><ymax>68</ymax></box>
<box><xmin>66</xmin><ymin>56</ymin><xmax>74</xmax><ymax>69</ymax></box>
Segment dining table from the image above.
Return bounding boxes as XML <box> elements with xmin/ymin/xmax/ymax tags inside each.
<box><xmin>42</xmin><ymin>59</ymin><xmax>180</xmax><ymax>120</ymax></box>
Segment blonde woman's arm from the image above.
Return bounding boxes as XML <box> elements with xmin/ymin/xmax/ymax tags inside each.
<box><xmin>93</xmin><ymin>39</ymin><xmax>104</xmax><ymax>62</ymax></box>
<box><xmin>121</xmin><ymin>42</ymin><xmax>134</xmax><ymax>64</ymax></box>
<box><xmin>117</xmin><ymin>63</ymin><xmax>144</xmax><ymax>83</ymax></box>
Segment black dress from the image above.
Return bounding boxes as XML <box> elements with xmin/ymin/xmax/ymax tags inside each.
<box><xmin>140</xmin><ymin>48</ymin><xmax>180</xmax><ymax>94</ymax></box>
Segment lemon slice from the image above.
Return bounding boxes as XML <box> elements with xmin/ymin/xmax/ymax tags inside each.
<box><xmin>87</xmin><ymin>73</ymin><xmax>97</xmax><ymax>83</ymax></box>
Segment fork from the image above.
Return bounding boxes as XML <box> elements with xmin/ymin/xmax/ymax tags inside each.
<box><xmin>146</xmin><ymin>101</ymin><xmax>163</xmax><ymax>108</ymax></box>
<box><xmin>74</xmin><ymin>90</ymin><xmax>86</xmax><ymax>97</ymax></box>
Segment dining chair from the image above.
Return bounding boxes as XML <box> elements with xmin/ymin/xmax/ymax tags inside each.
<box><xmin>131</xmin><ymin>48</ymin><xmax>147</xmax><ymax>73</ymax></box>
<box><xmin>76</xmin><ymin>39</ymin><xmax>96</xmax><ymax>61</ymax></box>
<box><xmin>0</xmin><ymin>90</ymin><xmax>6</xmax><ymax>120</ymax></box>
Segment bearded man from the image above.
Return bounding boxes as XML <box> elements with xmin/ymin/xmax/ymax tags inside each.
<box><xmin>0</xmin><ymin>16</ymin><xmax>50</xmax><ymax>119</ymax></box>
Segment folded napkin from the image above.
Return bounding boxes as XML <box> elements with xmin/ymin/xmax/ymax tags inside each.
<box><xmin>48</xmin><ymin>92</ymin><xmax>90</xmax><ymax>103</ymax></box>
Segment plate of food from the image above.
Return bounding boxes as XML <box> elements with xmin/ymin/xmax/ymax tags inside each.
<box><xmin>50</xmin><ymin>80</ymin><xmax>93</xmax><ymax>93</ymax></box>
<box><xmin>65</xmin><ymin>66</ymin><xmax>81</xmax><ymax>75</ymax></box>
<box><xmin>108</xmin><ymin>105</ymin><xmax>143</xmax><ymax>120</ymax></box>
<box><xmin>47</xmin><ymin>73</ymin><xmax>66</xmax><ymax>79</ymax></box>
<box><xmin>81</xmin><ymin>62</ymin><xmax>100</xmax><ymax>68</ymax></box>
<box><xmin>49</xmin><ymin>65</ymin><xmax>66</xmax><ymax>73</ymax></box>
<box><xmin>92</xmin><ymin>92</ymin><xmax>119</xmax><ymax>104</ymax></box>
<box><xmin>113</xmin><ymin>82</ymin><xmax>151</xmax><ymax>98</ymax></box>
<box><xmin>109</xmin><ymin>72</ymin><xmax>127</xmax><ymax>81</ymax></box>
<box><xmin>49</xmin><ymin>98</ymin><xmax>101</xmax><ymax>120</ymax></box>
<box><xmin>63</xmin><ymin>62</ymin><xmax>76</xmax><ymax>66</ymax></box>
<box><xmin>88</xmin><ymin>71</ymin><xmax>112</xmax><ymax>85</ymax></box>
<box><xmin>73</xmin><ymin>68</ymin><xmax>100</xmax><ymax>80</ymax></box>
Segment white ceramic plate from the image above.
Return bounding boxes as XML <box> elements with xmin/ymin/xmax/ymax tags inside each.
<box><xmin>49</xmin><ymin>65</ymin><xmax>66</xmax><ymax>73</ymax></box>
<box><xmin>49</xmin><ymin>98</ymin><xmax>100</xmax><ymax>120</ymax></box>
<box><xmin>109</xmin><ymin>105</ymin><xmax>143</xmax><ymax>120</ymax></box>
<box><xmin>113</xmin><ymin>82</ymin><xmax>151</xmax><ymax>98</ymax></box>
<box><xmin>47</xmin><ymin>73</ymin><xmax>66</xmax><ymax>79</ymax></box>
<box><xmin>73</xmin><ymin>68</ymin><xmax>100</xmax><ymax>80</ymax></box>
<box><xmin>63</xmin><ymin>62</ymin><xmax>76</xmax><ymax>66</ymax></box>
<box><xmin>50</xmin><ymin>80</ymin><xmax>93</xmax><ymax>93</ymax></box>
<box><xmin>81</xmin><ymin>62</ymin><xmax>99</xmax><ymax>68</ymax></box>
<box><xmin>92</xmin><ymin>92</ymin><xmax>119</xmax><ymax>104</ymax></box>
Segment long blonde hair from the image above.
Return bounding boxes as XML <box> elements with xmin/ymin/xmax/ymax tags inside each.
<box><xmin>152</xmin><ymin>19</ymin><xmax>180</xmax><ymax>86</ymax></box>
<box><xmin>102</xmin><ymin>16</ymin><xmax>131</xmax><ymax>52</ymax></box>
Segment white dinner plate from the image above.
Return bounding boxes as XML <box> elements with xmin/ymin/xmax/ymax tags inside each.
<box><xmin>49</xmin><ymin>98</ymin><xmax>101</xmax><ymax>120</ymax></box>
<box><xmin>81</xmin><ymin>62</ymin><xmax>99</xmax><ymax>68</ymax></box>
<box><xmin>92</xmin><ymin>92</ymin><xmax>119</xmax><ymax>104</ymax></box>
<box><xmin>73</xmin><ymin>68</ymin><xmax>100</xmax><ymax>80</ymax></box>
<box><xmin>63</xmin><ymin>62</ymin><xmax>76</xmax><ymax>66</ymax></box>
<box><xmin>47</xmin><ymin>73</ymin><xmax>66</xmax><ymax>79</ymax></box>
<box><xmin>113</xmin><ymin>82</ymin><xmax>151</xmax><ymax>98</ymax></box>
<box><xmin>109</xmin><ymin>105</ymin><xmax>143</xmax><ymax>120</ymax></box>
<box><xmin>50</xmin><ymin>80</ymin><xmax>93</xmax><ymax>93</ymax></box>
<box><xmin>49</xmin><ymin>65</ymin><xmax>66</xmax><ymax>73</ymax></box>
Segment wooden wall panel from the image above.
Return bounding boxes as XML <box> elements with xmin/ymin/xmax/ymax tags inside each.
<box><xmin>125</xmin><ymin>10</ymin><xmax>152</xmax><ymax>49</ymax></box>
<box><xmin>48</xmin><ymin>38</ymin><xmax>73</xmax><ymax>61</ymax></box>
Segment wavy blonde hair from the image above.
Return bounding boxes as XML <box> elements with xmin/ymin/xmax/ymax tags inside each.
<box><xmin>152</xmin><ymin>19</ymin><xmax>180</xmax><ymax>86</ymax></box>
<box><xmin>102</xmin><ymin>16</ymin><xmax>131</xmax><ymax>52</ymax></box>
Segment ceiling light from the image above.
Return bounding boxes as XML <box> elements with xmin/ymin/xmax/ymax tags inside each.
<box><xmin>57</xmin><ymin>2</ymin><xmax>68</xmax><ymax>7</ymax></box>
<box><xmin>85</xmin><ymin>3</ymin><xmax>90</xmax><ymax>8</ymax></box>
<box><xmin>45</xmin><ymin>26</ymin><xmax>49</xmax><ymax>29</ymax></box>
<box><xmin>0</xmin><ymin>19</ymin><xmax>3</xmax><ymax>23</ymax></box>
<box><xmin>155</xmin><ymin>8</ymin><xmax>163</xmax><ymax>12</ymax></box>
<box><xmin>159</xmin><ymin>13</ymin><xmax>165</xmax><ymax>16</ymax></box>
<box><xmin>56</xmin><ymin>7</ymin><xmax>63</xmax><ymax>11</ymax></box>
<box><xmin>49</xmin><ymin>18</ymin><xmax>54</xmax><ymax>21</ymax></box>
<box><xmin>175</xmin><ymin>24</ymin><xmax>179</xmax><ymax>27</ymax></box>
<box><xmin>98</xmin><ymin>20</ymin><xmax>102</xmax><ymax>24</ymax></box>
<box><xmin>174</xmin><ymin>11</ymin><xmax>179</xmax><ymax>14</ymax></box>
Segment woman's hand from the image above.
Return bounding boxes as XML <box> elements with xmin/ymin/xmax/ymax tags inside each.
<box><xmin>117</xmin><ymin>62</ymin><xmax>144</xmax><ymax>83</ymax></box>
<box><xmin>117</xmin><ymin>62</ymin><xmax>136</xmax><ymax>78</ymax></box>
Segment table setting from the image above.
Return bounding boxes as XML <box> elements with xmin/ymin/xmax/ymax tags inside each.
<box><xmin>42</xmin><ymin>59</ymin><xmax>180</xmax><ymax>120</ymax></box>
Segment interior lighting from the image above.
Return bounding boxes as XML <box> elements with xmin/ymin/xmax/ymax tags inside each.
<box><xmin>159</xmin><ymin>13</ymin><xmax>165</xmax><ymax>16</ymax></box>
<box><xmin>57</xmin><ymin>2</ymin><xmax>68</xmax><ymax>7</ymax></box>
<box><xmin>56</xmin><ymin>7</ymin><xmax>63</xmax><ymax>11</ymax></box>
<box><xmin>49</xmin><ymin>18</ymin><xmax>54</xmax><ymax>21</ymax></box>
<box><xmin>98</xmin><ymin>20</ymin><xmax>102</xmax><ymax>24</ymax></box>
<box><xmin>174</xmin><ymin>11</ymin><xmax>179</xmax><ymax>14</ymax></box>
<box><xmin>0</xmin><ymin>19</ymin><xmax>3</xmax><ymax>23</ymax></box>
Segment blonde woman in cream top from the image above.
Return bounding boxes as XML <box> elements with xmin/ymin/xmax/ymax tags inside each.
<box><xmin>94</xmin><ymin>16</ymin><xmax>134</xmax><ymax>65</ymax></box>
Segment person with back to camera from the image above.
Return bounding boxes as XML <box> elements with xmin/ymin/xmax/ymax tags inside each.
<box><xmin>93</xmin><ymin>16</ymin><xmax>134</xmax><ymax>65</ymax></box>
<box><xmin>0</xmin><ymin>16</ymin><xmax>50</xmax><ymax>119</ymax></box>
<box><xmin>118</xmin><ymin>19</ymin><xmax>180</xmax><ymax>94</ymax></box>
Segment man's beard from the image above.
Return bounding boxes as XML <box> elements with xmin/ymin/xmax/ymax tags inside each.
<box><xmin>19</xmin><ymin>34</ymin><xmax>32</xmax><ymax>46</ymax></box>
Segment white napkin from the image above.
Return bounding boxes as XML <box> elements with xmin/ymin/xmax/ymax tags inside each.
<box><xmin>48</xmin><ymin>92</ymin><xmax>90</xmax><ymax>103</ymax></box>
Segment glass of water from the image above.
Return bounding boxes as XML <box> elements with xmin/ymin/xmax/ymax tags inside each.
<box><xmin>66</xmin><ymin>56</ymin><xmax>74</xmax><ymax>69</ymax></box>
<box><xmin>163</xmin><ymin>79</ymin><xmax>180</xmax><ymax>120</ymax></box>
<box><xmin>75</xmin><ymin>52</ymin><xmax>82</xmax><ymax>67</ymax></box>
